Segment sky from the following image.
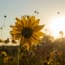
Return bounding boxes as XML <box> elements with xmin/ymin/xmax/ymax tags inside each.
<box><xmin>0</xmin><ymin>0</ymin><xmax>65</xmax><ymax>39</ymax></box>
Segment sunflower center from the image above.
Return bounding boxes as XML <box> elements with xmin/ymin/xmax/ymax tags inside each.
<box><xmin>22</xmin><ymin>27</ymin><xmax>33</xmax><ymax>38</ymax></box>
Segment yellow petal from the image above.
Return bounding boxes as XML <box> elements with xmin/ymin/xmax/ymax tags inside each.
<box><xmin>31</xmin><ymin>19</ymin><xmax>40</xmax><ymax>27</ymax></box>
<box><xmin>10</xmin><ymin>30</ymin><xmax>21</xmax><ymax>35</ymax></box>
<box><xmin>26</xmin><ymin>16</ymin><xmax>40</xmax><ymax>28</ymax></box>
<box><xmin>26</xmin><ymin>16</ymin><xmax>31</xmax><ymax>27</ymax></box>
<box><xmin>35</xmin><ymin>32</ymin><xmax>44</xmax><ymax>36</ymax></box>
<box><xmin>33</xmin><ymin>24</ymin><xmax>45</xmax><ymax>32</ymax></box>
<box><xmin>30</xmin><ymin>16</ymin><xmax>35</xmax><ymax>22</ymax></box>
<box><xmin>11</xmin><ymin>24</ymin><xmax>23</xmax><ymax>31</ymax></box>
<box><xmin>32</xmin><ymin>34</ymin><xmax>40</xmax><ymax>40</ymax></box>
<box><xmin>29</xmin><ymin>16</ymin><xmax>35</xmax><ymax>26</ymax></box>
<box><xmin>16</xmin><ymin>17</ymin><xmax>21</xmax><ymax>22</ymax></box>
<box><xmin>21</xmin><ymin>16</ymin><xmax>27</xmax><ymax>27</ymax></box>
<box><xmin>35</xmin><ymin>19</ymin><xmax>40</xmax><ymax>25</ymax></box>
<box><xmin>12</xmin><ymin>34</ymin><xmax>21</xmax><ymax>40</ymax></box>
<box><xmin>15</xmin><ymin>22</ymin><xmax>23</xmax><ymax>28</ymax></box>
<box><xmin>10</xmin><ymin>25</ymin><xmax>18</xmax><ymax>30</ymax></box>
<box><xmin>32</xmin><ymin>32</ymin><xmax>43</xmax><ymax>41</ymax></box>
<box><xmin>15</xmin><ymin>20</ymin><xmax>23</xmax><ymax>27</ymax></box>
<box><xmin>30</xmin><ymin>37</ymin><xmax>39</xmax><ymax>45</ymax></box>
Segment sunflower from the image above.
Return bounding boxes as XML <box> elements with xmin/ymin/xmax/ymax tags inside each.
<box><xmin>10</xmin><ymin>16</ymin><xmax>44</xmax><ymax>47</ymax></box>
<box><xmin>1</xmin><ymin>51</ymin><xmax>7</xmax><ymax>57</ymax></box>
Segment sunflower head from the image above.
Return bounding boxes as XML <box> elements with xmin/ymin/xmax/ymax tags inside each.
<box><xmin>10</xmin><ymin>16</ymin><xmax>45</xmax><ymax>49</ymax></box>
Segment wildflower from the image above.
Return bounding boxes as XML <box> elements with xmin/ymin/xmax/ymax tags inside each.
<box><xmin>10</xmin><ymin>16</ymin><xmax>44</xmax><ymax>47</ymax></box>
<box><xmin>1</xmin><ymin>51</ymin><xmax>7</xmax><ymax>57</ymax></box>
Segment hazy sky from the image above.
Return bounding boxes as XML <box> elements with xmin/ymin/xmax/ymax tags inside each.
<box><xmin>0</xmin><ymin>0</ymin><xmax>65</xmax><ymax>39</ymax></box>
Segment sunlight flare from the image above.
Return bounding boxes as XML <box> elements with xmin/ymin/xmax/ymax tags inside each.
<box><xmin>49</xmin><ymin>15</ymin><xmax>65</xmax><ymax>38</ymax></box>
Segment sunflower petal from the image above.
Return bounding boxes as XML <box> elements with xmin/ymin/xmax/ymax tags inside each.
<box><xmin>30</xmin><ymin>37</ymin><xmax>39</xmax><ymax>45</ymax></box>
<box><xmin>15</xmin><ymin>20</ymin><xmax>23</xmax><ymax>27</ymax></box>
<box><xmin>26</xmin><ymin>16</ymin><xmax>31</xmax><ymax>27</ymax></box>
<box><xmin>10</xmin><ymin>24</ymin><xmax>22</xmax><ymax>30</ymax></box>
<box><xmin>30</xmin><ymin>16</ymin><xmax>35</xmax><ymax>25</ymax></box>
<box><xmin>16</xmin><ymin>17</ymin><xmax>21</xmax><ymax>22</ymax></box>
<box><xmin>31</xmin><ymin>16</ymin><xmax>35</xmax><ymax>22</ymax></box>
<box><xmin>31</xmin><ymin>19</ymin><xmax>40</xmax><ymax>27</ymax></box>
<box><xmin>32</xmin><ymin>34</ymin><xmax>40</xmax><ymax>40</ymax></box>
<box><xmin>10</xmin><ymin>25</ymin><xmax>18</xmax><ymax>30</ymax></box>
<box><xmin>35</xmin><ymin>32</ymin><xmax>44</xmax><ymax>36</ymax></box>
<box><xmin>32</xmin><ymin>32</ymin><xmax>43</xmax><ymax>41</ymax></box>
<box><xmin>33</xmin><ymin>24</ymin><xmax>45</xmax><ymax>32</ymax></box>
<box><xmin>35</xmin><ymin>19</ymin><xmax>40</xmax><ymax>25</ymax></box>
<box><xmin>10</xmin><ymin>25</ymin><xmax>15</xmax><ymax>28</ymax></box>
<box><xmin>12</xmin><ymin>34</ymin><xmax>21</xmax><ymax>40</ymax></box>
<box><xmin>11</xmin><ymin>23</ymin><xmax>23</xmax><ymax>30</ymax></box>
<box><xmin>10</xmin><ymin>31</ymin><xmax>21</xmax><ymax>35</ymax></box>
<box><xmin>21</xmin><ymin>16</ymin><xmax>27</xmax><ymax>27</ymax></box>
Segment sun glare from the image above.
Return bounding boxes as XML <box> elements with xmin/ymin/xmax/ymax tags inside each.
<box><xmin>49</xmin><ymin>15</ymin><xmax>65</xmax><ymax>38</ymax></box>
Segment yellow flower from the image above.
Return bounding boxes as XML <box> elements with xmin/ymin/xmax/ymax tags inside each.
<box><xmin>10</xmin><ymin>16</ymin><xmax>44</xmax><ymax>46</ymax></box>
<box><xmin>1</xmin><ymin>51</ymin><xmax>7</xmax><ymax>56</ymax></box>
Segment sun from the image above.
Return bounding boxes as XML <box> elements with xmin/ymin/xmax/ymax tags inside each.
<box><xmin>49</xmin><ymin>15</ymin><xmax>65</xmax><ymax>38</ymax></box>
